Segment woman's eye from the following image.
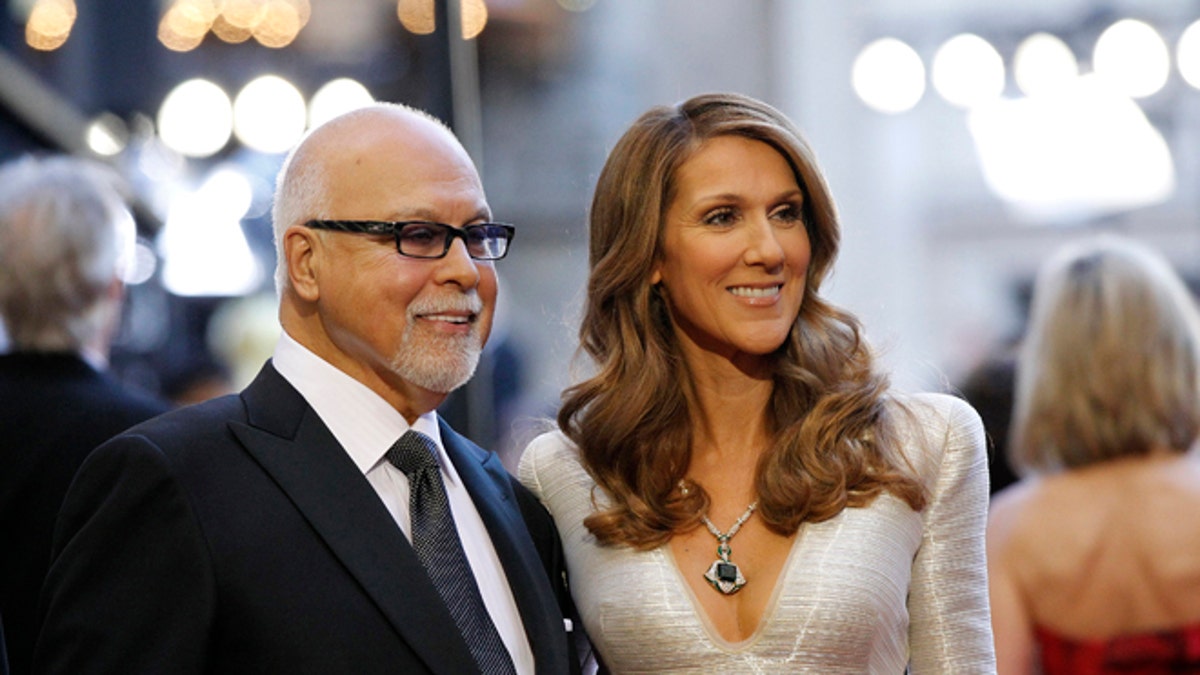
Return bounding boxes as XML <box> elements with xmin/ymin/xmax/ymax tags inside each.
<box><xmin>770</xmin><ymin>204</ymin><xmax>805</xmax><ymax>225</ymax></box>
<box><xmin>702</xmin><ymin>208</ymin><xmax>737</xmax><ymax>226</ymax></box>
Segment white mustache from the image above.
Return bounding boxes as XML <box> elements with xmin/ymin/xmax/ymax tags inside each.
<box><xmin>407</xmin><ymin>291</ymin><xmax>483</xmax><ymax>318</ymax></box>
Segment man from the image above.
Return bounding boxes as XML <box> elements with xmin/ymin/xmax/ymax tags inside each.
<box><xmin>34</xmin><ymin>104</ymin><xmax>581</xmax><ymax>674</ymax></box>
<box><xmin>0</xmin><ymin>155</ymin><xmax>172</xmax><ymax>675</ymax></box>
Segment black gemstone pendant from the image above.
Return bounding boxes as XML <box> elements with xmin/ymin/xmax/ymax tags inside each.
<box><xmin>704</xmin><ymin>559</ymin><xmax>746</xmax><ymax>595</ymax></box>
<box><xmin>717</xmin><ymin>562</ymin><xmax>738</xmax><ymax>583</ymax></box>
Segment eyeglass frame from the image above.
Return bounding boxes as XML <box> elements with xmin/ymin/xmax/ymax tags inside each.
<box><xmin>303</xmin><ymin>219</ymin><xmax>516</xmax><ymax>261</ymax></box>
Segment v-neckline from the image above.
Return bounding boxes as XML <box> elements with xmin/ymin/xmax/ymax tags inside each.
<box><xmin>662</xmin><ymin>529</ymin><xmax>804</xmax><ymax>648</ymax></box>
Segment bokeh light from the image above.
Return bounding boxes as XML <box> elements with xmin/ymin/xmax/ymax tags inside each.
<box><xmin>157</xmin><ymin>78</ymin><xmax>233</xmax><ymax>158</ymax></box>
<box><xmin>85</xmin><ymin>114</ymin><xmax>128</xmax><ymax>157</ymax></box>
<box><xmin>124</xmin><ymin>240</ymin><xmax>159</xmax><ymax>286</ymax></box>
<box><xmin>398</xmin><ymin>0</ymin><xmax>435</xmax><ymax>35</ymax></box>
<box><xmin>1014</xmin><ymin>33</ymin><xmax>1078</xmax><ymax>98</ymax></box>
<box><xmin>158</xmin><ymin>0</ymin><xmax>308</xmax><ymax>49</ymax></box>
<box><xmin>158</xmin><ymin>0</ymin><xmax>213</xmax><ymax>52</ymax></box>
<box><xmin>969</xmin><ymin>74</ymin><xmax>1175</xmax><ymax>221</ymax></box>
<box><xmin>309</xmin><ymin>78</ymin><xmax>375</xmax><ymax>128</ymax></box>
<box><xmin>254</xmin><ymin>0</ymin><xmax>303</xmax><ymax>48</ymax></box>
<box><xmin>461</xmin><ymin>0</ymin><xmax>487</xmax><ymax>39</ymax></box>
<box><xmin>932</xmin><ymin>33</ymin><xmax>1005</xmax><ymax>109</ymax></box>
<box><xmin>1093</xmin><ymin>19</ymin><xmax>1170</xmax><ymax>99</ymax></box>
<box><xmin>160</xmin><ymin>167</ymin><xmax>262</xmax><ymax>297</ymax></box>
<box><xmin>852</xmin><ymin>38</ymin><xmax>926</xmax><ymax>114</ymax></box>
<box><xmin>1177</xmin><ymin>19</ymin><xmax>1200</xmax><ymax>90</ymax></box>
<box><xmin>233</xmin><ymin>75</ymin><xmax>307</xmax><ymax>154</ymax></box>
<box><xmin>25</xmin><ymin>0</ymin><xmax>76</xmax><ymax>51</ymax></box>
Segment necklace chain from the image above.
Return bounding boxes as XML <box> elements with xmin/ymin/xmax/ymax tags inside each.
<box><xmin>701</xmin><ymin>501</ymin><xmax>758</xmax><ymax>543</ymax></box>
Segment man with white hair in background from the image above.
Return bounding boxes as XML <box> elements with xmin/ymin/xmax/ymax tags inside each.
<box><xmin>0</xmin><ymin>154</ymin><xmax>171</xmax><ymax>675</ymax></box>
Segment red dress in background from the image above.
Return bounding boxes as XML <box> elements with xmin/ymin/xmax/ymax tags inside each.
<box><xmin>1036</xmin><ymin>624</ymin><xmax>1200</xmax><ymax>674</ymax></box>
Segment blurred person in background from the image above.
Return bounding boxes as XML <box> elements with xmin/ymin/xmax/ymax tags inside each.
<box><xmin>520</xmin><ymin>92</ymin><xmax>994</xmax><ymax>673</ymax></box>
<box><xmin>988</xmin><ymin>234</ymin><xmax>1200</xmax><ymax>674</ymax></box>
<box><xmin>0</xmin><ymin>154</ymin><xmax>171</xmax><ymax>675</ymax></box>
<box><xmin>956</xmin><ymin>336</ymin><xmax>1021</xmax><ymax>496</ymax></box>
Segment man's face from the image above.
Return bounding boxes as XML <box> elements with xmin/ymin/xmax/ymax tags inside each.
<box><xmin>311</xmin><ymin>120</ymin><xmax>498</xmax><ymax>404</ymax></box>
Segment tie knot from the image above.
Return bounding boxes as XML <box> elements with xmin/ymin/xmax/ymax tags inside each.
<box><xmin>386</xmin><ymin>430</ymin><xmax>440</xmax><ymax>477</ymax></box>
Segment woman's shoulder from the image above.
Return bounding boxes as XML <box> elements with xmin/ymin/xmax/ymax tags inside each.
<box><xmin>519</xmin><ymin>428</ymin><xmax>577</xmax><ymax>467</ymax></box>
<box><xmin>891</xmin><ymin>391</ymin><xmax>987</xmax><ymax>480</ymax></box>
<box><xmin>517</xmin><ymin>429</ymin><xmax>590</xmax><ymax>499</ymax></box>
<box><xmin>897</xmin><ymin>391</ymin><xmax>985</xmax><ymax>434</ymax></box>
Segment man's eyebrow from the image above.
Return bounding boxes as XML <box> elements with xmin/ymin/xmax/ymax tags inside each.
<box><xmin>384</xmin><ymin>208</ymin><xmax>493</xmax><ymax>224</ymax></box>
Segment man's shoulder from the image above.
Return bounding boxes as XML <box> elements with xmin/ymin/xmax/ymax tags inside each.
<box><xmin>114</xmin><ymin>392</ymin><xmax>247</xmax><ymax>452</ymax></box>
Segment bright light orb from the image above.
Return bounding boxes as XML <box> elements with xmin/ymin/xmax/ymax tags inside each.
<box><xmin>159</xmin><ymin>168</ymin><xmax>262</xmax><ymax>297</ymax></box>
<box><xmin>1093</xmin><ymin>19</ymin><xmax>1170</xmax><ymax>99</ymax></box>
<box><xmin>25</xmin><ymin>0</ymin><xmax>77</xmax><ymax>51</ymax></box>
<box><xmin>968</xmin><ymin>74</ymin><xmax>1175</xmax><ymax>222</ymax></box>
<box><xmin>932</xmin><ymin>33</ymin><xmax>1005</xmax><ymax>109</ymax></box>
<box><xmin>1177</xmin><ymin>19</ymin><xmax>1200</xmax><ymax>90</ymax></box>
<box><xmin>398</xmin><ymin>0</ymin><xmax>435</xmax><ymax>35</ymax></box>
<box><xmin>460</xmin><ymin>0</ymin><xmax>486</xmax><ymax>39</ymax></box>
<box><xmin>123</xmin><ymin>240</ymin><xmax>158</xmax><ymax>286</ymax></box>
<box><xmin>253</xmin><ymin>0</ymin><xmax>302</xmax><ymax>48</ymax></box>
<box><xmin>309</xmin><ymin>78</ymin><xmax>374</xmax><ymax>128</ymax></box>
<box><xmin>202</xmin><ymin>167</ymin><xmax>254</xmax><ymax>223</ymax></box>
<box><xmin>86</xmin><ymin>114</ymin><xmax>128</xmax><ymax>156</ymax></box>
<box><xmin>851</xmin><ymin>37</ymin><xmax>926</xmax><ymax>114</ymax></box>
<box><xmin>157</xmin><ymin>78</ymin><xmax>233</xmax><ymax>158</ymax></box>
<box><xmin>1014</xmin><ymin>33</ymin><xmax>1078</xmax><ymax>97</ymax></box>
<box><xmin>233</xmin><ymin>74</ymin><xmax>307</xmax><ymax>154</ymax></box>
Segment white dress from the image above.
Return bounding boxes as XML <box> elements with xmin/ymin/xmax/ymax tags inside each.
<box><xmin>518</xmin><ymin>393</ymin><xmax>996</xmax><ymax>674</ymax></box>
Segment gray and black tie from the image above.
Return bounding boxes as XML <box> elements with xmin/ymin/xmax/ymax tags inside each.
<box><xmin>387</xmin><ymin>430</ymin><xmax>517</xmax><ymax>675</ymax></box>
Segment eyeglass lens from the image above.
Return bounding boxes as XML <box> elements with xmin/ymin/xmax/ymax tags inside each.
<box><xmin>398</xmin><ymin>222</ymin><xmax>509</xmax><ymax>260</ymax></box>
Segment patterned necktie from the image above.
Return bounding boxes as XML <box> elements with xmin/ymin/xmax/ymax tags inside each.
<box><xmin>386</xmin><ymin>430</ymin><xmax>518</xmax><ymax>675</ymax></box>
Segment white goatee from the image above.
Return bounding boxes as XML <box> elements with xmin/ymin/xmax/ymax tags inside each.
<box><xmin>392</xmin><ymin>291</ymin><xmax>485</xmax><ymax>393</ymax></box>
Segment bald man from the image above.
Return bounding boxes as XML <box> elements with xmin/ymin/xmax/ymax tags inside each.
<box><xmin>34</xmin><ymin>104</ymin><xmax>582</xmax><ymax>674</ymax></box>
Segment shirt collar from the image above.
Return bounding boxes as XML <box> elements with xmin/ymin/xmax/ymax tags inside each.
<box><xmin>271</xmin><ymin>331</ymin><xmax>456</xmax><ymax>484</ymax></box>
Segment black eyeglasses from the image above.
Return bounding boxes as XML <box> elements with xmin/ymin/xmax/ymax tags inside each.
<box><xmin>305</xmin><ymin>220</ymin><xmax>515</xmax><ymax>260</ymax></box>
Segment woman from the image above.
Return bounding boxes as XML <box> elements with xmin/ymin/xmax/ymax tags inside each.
<box><xmin>988</xmin><ymin>235</ymin><xmax>1200</xmax><ymax>674</ymax></box>
<box><xmin>520</xmin><ymin>92</ymin><xmax>994</xmax><ymax>672</ymax></box>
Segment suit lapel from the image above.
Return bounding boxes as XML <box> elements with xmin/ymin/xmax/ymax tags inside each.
<box><xmin>440</xmin><ymin>421</ymin><xmax>571</xmax><ymax>675</ymax></box>
<box><xmin>231</xmin><ymin>364</ymin><xmax>478</xmax><ymax>675</ymax></box>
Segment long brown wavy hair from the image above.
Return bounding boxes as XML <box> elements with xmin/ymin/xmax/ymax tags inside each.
<box><xmin>558</xmin><ymin>92</ymin><xmax>927</xmax><ymax>550</ymax></box>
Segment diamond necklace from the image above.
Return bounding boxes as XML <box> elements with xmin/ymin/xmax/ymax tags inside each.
<box><xmin>680</xmin><ymin>481</ymin><xmax>758</xmax><ymax>595</ymax></box>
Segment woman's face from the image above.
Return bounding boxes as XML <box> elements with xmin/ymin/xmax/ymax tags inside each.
<box><xmin>652</xmin><ymin>134</ymin><xmax>811</xmax><ymax>370</ymax></box>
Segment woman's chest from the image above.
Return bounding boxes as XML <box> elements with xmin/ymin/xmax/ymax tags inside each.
<box><xmin>564</xmin><ymin>497</ymin><xmax>924</xmax><ymax>670</ymax></box>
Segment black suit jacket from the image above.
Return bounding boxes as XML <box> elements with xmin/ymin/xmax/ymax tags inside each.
<box><xmin>34</xmin><ymin>362</ymin><xmax>580</xmax><ymax>674</ymax></box>
<box><xmin>0</xmin><ymin>352</ymin><xmax>170</xmax><ymax>675</ymax></box>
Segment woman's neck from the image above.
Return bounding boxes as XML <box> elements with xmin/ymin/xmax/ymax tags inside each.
<box><xmin>687</xmin><ymin>370</ymin><xmax>773</xmax><ymax>480</ymax></box>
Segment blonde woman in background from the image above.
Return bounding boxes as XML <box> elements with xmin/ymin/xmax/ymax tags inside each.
<box><xmin>989</xmin><ymin>234</ymin><xmax>1200</xmax><ymax>673</ymax></box>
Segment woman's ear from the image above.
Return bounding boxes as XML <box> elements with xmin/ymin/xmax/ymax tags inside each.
<box><xmin>284</xmin><ymin>226</ymin><xmax>320</xmax><ymax>302</ymax></box>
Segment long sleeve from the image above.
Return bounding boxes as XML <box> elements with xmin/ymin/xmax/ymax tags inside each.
<box><xmin>907</xmin><ymin>395</ymin><xmax>997</xmax><ymax>673</ymax></box>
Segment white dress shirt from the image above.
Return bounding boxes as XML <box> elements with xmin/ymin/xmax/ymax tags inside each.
<box><xmin>272</xmin><ymin>332</ymin><xmax>535</xmax><ymax>674</ymax></box>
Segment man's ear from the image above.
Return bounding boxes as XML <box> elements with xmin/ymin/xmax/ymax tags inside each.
<box><xmin>284</xmin><ymin>226</ymin><xmax>320</xmax><ymax>301</ymax></box>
